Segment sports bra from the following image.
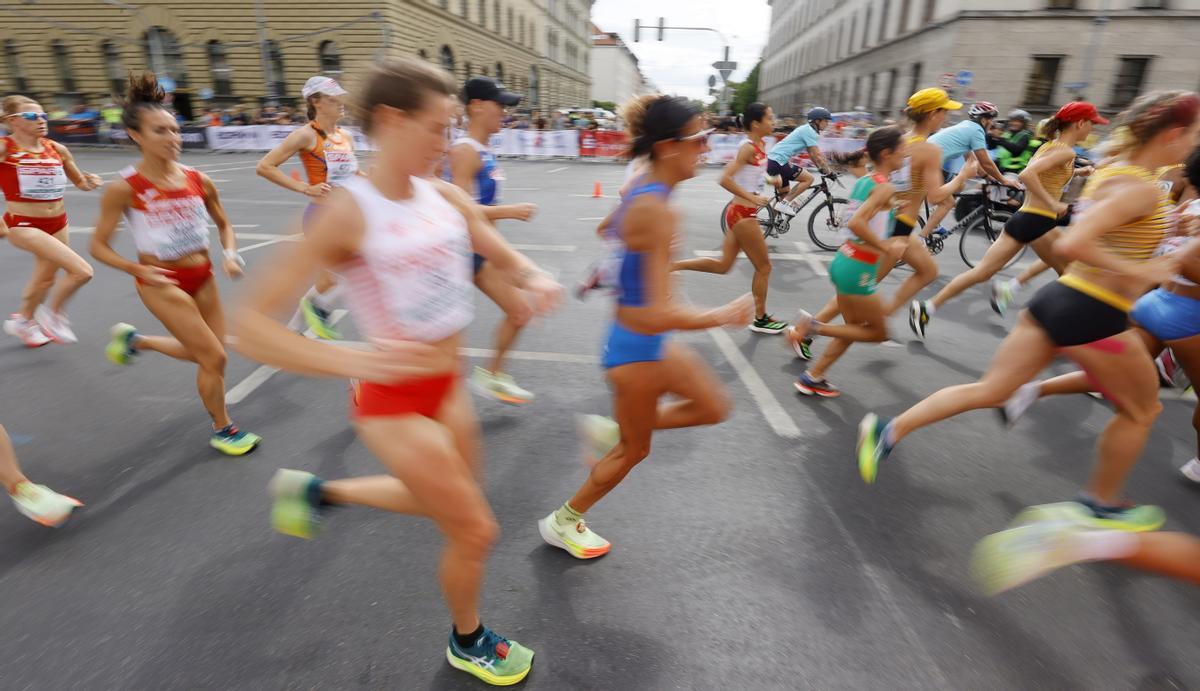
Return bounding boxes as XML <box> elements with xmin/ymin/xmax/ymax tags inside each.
<box><xmin>119</xmin><ymin>165</ymin><xmax>211</xmax><ymax>261</ymax></box>
<box><xmin>1019</xmin><ymin>141</ymin><xmax>1074</xmax><ymax>218</ymax></box>
<box><xmin>608</xmin><ymin>179</ymin><xmax>671</xmax><ymax>307</ymax></box>
<box><xmin>336</xmin><ymin>176</ymin><xmax>473</xmax><ymax>342</ymax></box>
<box><xmin>730</xmin><ymin>139</ymin><xmax>768</xmax><ymax>203</ymax></box>
<box><xmin>451</xmin><ymin>137</ymin><xmax>502</xmax><ymax>206</ymax></box>
<box><xmin>0</xmin><ymin>136</ymin><xmax>67</xmax><ymax>204</ymax></box>
<box><xmin>299</xmin><ymin>123</ymin><xmax>358</xmax><ymax>187</ymax></box>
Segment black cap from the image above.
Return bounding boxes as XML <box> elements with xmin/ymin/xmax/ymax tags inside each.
<box><xmin>463</xmin><ymin>77</ymin><xmax>522</xmax><ymax>107</ymax></box>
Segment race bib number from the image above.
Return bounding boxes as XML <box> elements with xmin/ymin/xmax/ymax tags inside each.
<box><xmin>144</xmin><ymin>197</ymin><xmax>209</xmax><ymax>260</ymax></box>
<box><xmin>325</xmin><ymin>151</ymin><xmax>358</xmax><ymax>185</ymax></box>
<box><xmin>17</xmin><ymin>165</ymin><xmax>67</xmax><ymax>201</ymax></box>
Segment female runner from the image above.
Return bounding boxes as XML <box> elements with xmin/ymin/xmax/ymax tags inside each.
<box><xmin>672</xmin><ymin>102</ymin><xmax>788</xmax><ymax>334</ymax></box>
<box><xmin>858</xmin><ymin>91</ymin><xmax>1200</xmax><ymax>535</ymax></box>
<box><xmin>91</xmin><ymin>73</ymin><xmax>261</xmax><ymax>456</ymax></box>
<box><xmin>255</xmin><ymin>75</ymin><xmax>358</xmax><ymax>339</ymax></box>
<box><xmin>538</xmin><ymin>96</ymin><xmax>753</xmax><ymax>559</ymax></box>
<box><xmin>1</xmin><ymin>95</ymin><xmax>100</xmax><ymax>346</ymax></box>
<box><xmin>233</xmin><ymin>58</ymin><xmax>561</xmax><ymax>686</ymax></box>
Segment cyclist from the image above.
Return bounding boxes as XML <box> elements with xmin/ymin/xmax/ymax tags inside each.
<box><xmin>766</xmin><ymin>106</ymin><xmax>834</xmax><ymax>217</ymax></box>
<box><xmin>996</xmin><ymin>109</ymin><xmax>1041</xmax><ymax>176</ymax></box>
<box><xmin>910</xmin><ymin>101</ymin><xmax>1106</xmax><ymax>338</ymax></box>
<box><xmin>673</xmin><ymin>102</ymin><xmax>788</xmax><ymax>334</ymax></box>
<box><xmin>922</xmin><ymin>101</ymin><xmax>1020</xmax><ymax>238</ymax></box>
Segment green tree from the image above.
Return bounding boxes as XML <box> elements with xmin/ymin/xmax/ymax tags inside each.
<box><xmin>591</xmin><ymin>100</ymin><xmax>618</xmax><ymax>112</ymax></box>
<box><xmin>729</xmin><ymin>59</ymin><xmax>761</xmax><ymax>116</ymax></box>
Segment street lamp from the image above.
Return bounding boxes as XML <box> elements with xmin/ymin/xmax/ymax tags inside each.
<box><xmin>100</xmin><ymin>0</ymin><xmax>167</xmax><ymax>80</ymax></box>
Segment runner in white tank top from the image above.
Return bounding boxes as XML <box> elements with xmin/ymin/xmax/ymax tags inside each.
<box><xmin>672</xmin><ymin>102</ymin><xmax>790</xmax><ymax>334</ymax></box>
<box><xmin>232</xmin><ymin>58</ymin><xmax>562</xmax><ymax>687</ymax></box>
<box><xmin>90</xmin><ymin>72</ymin><xmax>261</xmax><ymax>457</ymax></box>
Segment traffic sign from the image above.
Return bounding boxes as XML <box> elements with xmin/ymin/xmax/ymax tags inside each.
<box><xmin>713</xmin><ymin>60</ymin><xmax>737</xmax><ymax>81</ymax></box>
<box><xmin>939</xmin><ymin>73</ymin><xmax>955</xmax><ymax>89</ymax></box>
<box><xmin>1064</xmin><ymin>81</ymin><xmax>1088</xmax><ymax>90</ymax></box>
<box><xmin>708</xmin><ymin>75</ymin><xmax>717</xmax><ymax>88</ymax></box>
<box><xmin>159</xmin><ymin>76</ymin><xmax>177</xmax><ymax>94</ymax></box>
<box><xmin>956</xmin><ymin>70</ymin><xmax>974</xmax><ymax>87</ymax></box>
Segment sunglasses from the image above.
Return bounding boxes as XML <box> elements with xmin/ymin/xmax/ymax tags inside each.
<box><xmin>676</xmin><ymin>127</ymin><xmax>714</xmax><ymax>144</ymax></box>
<box><xmin>7</xmin><ymin>112</ymin><xmax>49</xmax><ymax>122</ymax></box>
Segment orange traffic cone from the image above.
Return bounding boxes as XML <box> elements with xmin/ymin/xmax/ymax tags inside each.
<box><xmin>290</xmin><ymin>169</ymin><xmax>302</xmax><ymax>182</ymax></box>
<box><xmin>592</xmin><ymin>181</ymin><xmax>602</xmax><ymax>198</ymax></box>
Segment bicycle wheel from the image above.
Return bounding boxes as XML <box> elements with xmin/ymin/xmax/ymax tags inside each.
<box><xmin>958</xmin><ymin>208</ymin><xmax>1026</xmax><ymax>269</ymax></box>
<box><xmin>720</xmin><ymin>200</ymin><xmax>732</xmax><ymax>234</ymax></box>
<box><xmin>806</xmin><ymin>197</ymin><xmax>849</xmax><ymax>251</ymax></box>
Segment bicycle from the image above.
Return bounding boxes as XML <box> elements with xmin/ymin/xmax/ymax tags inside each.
<box><xmin>941</xmin><ymin>178</ymin><xmax>1027</xmax><ymax>269</ymax></box>
<box><xmin>720</xmin><ymin>172</ymin><xmax>847</xmax><ymax>243</ymax></box>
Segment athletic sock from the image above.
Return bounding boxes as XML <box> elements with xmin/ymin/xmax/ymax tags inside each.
<box><xmin>1069</xmin><ymin>530</ymin><xmax>1140</xmax><ymax>562</ymax></box>
<box><xmin>554</xmin><ymin>502</ymin><xmax>584</xmax><ymax>527</ymax></box>
<box><xmin>924</xmin><ymin>301</ymin><xmax>937</xmax><ymax>317</ymax></box>
<box><xmin>453</xmin><ymin>622</ymin><xmax>485</xmax><ymax>648</ymax></box>
<box><xmin>881</xmin><ymin>420</ymin><xmax>898</xmax><ymax>449</ymax></box>
<box><xmin>1007</xmin><ymin>277</ymin><xmax>1023</xmax><ymax>294</ymax></box>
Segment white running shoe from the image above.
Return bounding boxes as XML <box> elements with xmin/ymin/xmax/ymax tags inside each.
<box><xmin>3</xmin><ymin>314</ymin><xmax>52</xmax><ymax>348</ymax></box>
<box><xmin>999</xmin><ymin>381</ymin><xmax>1041</xmax><ymax>428</ymax></box>
<box><xmin>34</xmin><ymin>305</ymin><xmax>77</xmax><ymax>344</ymax></box>
<box><xmin>538</xmin><ymin>512</ymin><xmax>611</xmax><ymax>559</ymax></box>
<box><xmin>1181</xmin><ymin>458</ymin><xmax>1200</xmax><ymax>484</ymax></box>
<box><xmin>10</xmin><ymin>481</ymin><xmax>82</xmax><ymax>527</ymax></box>
<box><xmin>772</xmin><ymin>199</ymin><xmax>800</xmax><ymax>217</ymax></box>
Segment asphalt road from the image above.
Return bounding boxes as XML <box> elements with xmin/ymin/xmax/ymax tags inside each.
<box><xmin>1</xmin><ymin>151</ymin><xmax>1198</xmax><ymax>691</ymax></box>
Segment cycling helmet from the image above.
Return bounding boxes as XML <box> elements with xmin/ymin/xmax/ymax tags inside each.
<box><xmin>1007</xmin><ymin>108</ymin><xmax>1031</xmax><ymax>122</ymax></box>
<box><xmin>968</xmin><ymin>101</ymin><xmax>999</xmax><ymax>119</ymax></box>
<box><xmin>806</xmin><ymin>106</ymin><xmax>832</xmax><ymax>122</ymax></box>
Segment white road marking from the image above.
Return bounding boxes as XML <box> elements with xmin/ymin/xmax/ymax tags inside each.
<box><xmin>576</xmin><ymin>217</ymin><xmax>606</xmax><ymax>221</ymax></box>
<box><xmin>70</xmin><ymin>224</ymin><xmax>260</xmax><ymax>234</ymax></box>
<box><xmin>238</xmin><ymin>235</ymin><xmax>301</xmax><ymax>252</ymax></box>
<box><xmin>508</xmin><ymin>243</ymin><xmax>577</xmax><ymax>252</ymax></box>
<box><xmin>226</xmin><ymin>309</ymin><xmax>349</xmax><ymax>404</ymax></box>
<box><xmin>215</xmin><ymin>198</ymin><xmax>305</xmax><ymax>206</ymax></box>
<box><xmin>459</xmin><ymin>347</ymin><xmax>599</xmax><ymax>364</ymax></box>
<box><xmin>793</xmin><ymin>241</ymin><xmax>829</xmax><ymax>276</ymax></box>
<box><xmin>692</xmin><ymin>250</ymin><xmax>832</xmax><ymax>263</ymax></box>
<box><xmin>506</xmin><ymin>187</ymin><xmax>541</xmax><ymax>191</ymax></box>
<box><xmin>706</xmin><ymin>327</ymin><xmax>802</xmax><ymax>439</ymax></box>
<box><xmin>546</xmin><ymin>166</ymin><xmax>568</xmax><ymax>174</ymax></box>
<box><xmin>569</xmin><ymin>194</ymin><xmax>618</xmax><ymax>199</ymax></box>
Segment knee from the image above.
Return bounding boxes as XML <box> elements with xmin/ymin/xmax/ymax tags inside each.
<box><xmin>757</xmin><ymin>260</ymin><xmax>773</xmax><ymax>278</ymax></box>
<box><xmin>197</xmin><ymin>347</ymin><xmax>228</xmax><ymax>374</ymax></box>
<box><xmin>449</xmin><ymin>510</ymin><xmax>500</xmax><ymax>556</ymax></box>
<box><xmin>506</xmin><ymin>304</ymin><xmax>534</xmax><ymax>328</ymax></box>
<box><xmin>866</xmin><ymin>323</ymin><xmax>890</xmax><ymax>343</ymax></box>
<box><xmin>1125</xmin><ymin>399</ymin><xmax>1163</xmax><ymax>427</ymax></box>
<box><xmin>700</xmin><ymin>389</ymin><xmax>732</xmax><ymax>425</ymax></box>
<box><xmin>70</xmin><ymin>261</ymin><xmax>94</xmax><ymax>283</ymax></box>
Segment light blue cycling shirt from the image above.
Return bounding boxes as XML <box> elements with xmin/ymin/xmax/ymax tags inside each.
<box><xmin>929</xmin><ymin>120</ymin><xmax>987</xmax><ymax>169</ymax></box>
<box><xmin>767</xmin><ymin>123</ymin><xmax>819</xmax><ymax>165</ymax></box>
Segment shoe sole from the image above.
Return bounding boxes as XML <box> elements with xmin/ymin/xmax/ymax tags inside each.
<box><xmin>211</xmin><ymin>438</ymin><xmax>261</xmax><ymax>456</ymax></box>
<box><xmin>537</xmin><ymin>516</ymin><xmax>609</xmax><ymax>559</ymax></box>
<box><xmin>748</xmin><ymin>325</ymin><xmax>787</xmax><ymax>334</ymax></box>
<box><xmin>469</xmin><ymin>380</ymin><xmax>533</xmax><ymax>406</ymax></box>
<box><xmin>794</xmin><ymin>381</ymin><xmax>840</xmax><ymax>398</ymax></box>
<box><xmin>857</xmin><ymin>414</ymin><xmax>879</xmax><ymax>484</ymax></box>
<box><xmin>908</xmin><ymin>305</ymin><xmax>926</xmax><ymax>340</ymax></box>
<box><xmin>445</xmin><ymin>647</ymin><xmax>532</xmax><ymax>686</ymax></box>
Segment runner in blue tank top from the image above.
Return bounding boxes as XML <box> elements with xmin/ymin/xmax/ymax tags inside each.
<box><xmin>537</xmin><ymin>96</ymin><xmax>754</xmax><ymax>560</ymax></box>
<box><xmin>449</xmin><ymin>77</ymin><xmax>540</xmax><ymax>405</ymax></box>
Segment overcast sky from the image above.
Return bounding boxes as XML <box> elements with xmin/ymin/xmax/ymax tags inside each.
<box><xmin>590</xmin><ymin>0</ymin><xmax>771</xmax><ymax>101</ymax></box>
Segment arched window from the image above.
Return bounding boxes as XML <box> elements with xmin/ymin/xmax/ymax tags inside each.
<box><xmin>319</xmin><ymin>41</ymin><xmax>341</xmax><ymax>78</ymax></box>
<box><xmin>144</xmin><ymin>27</ymin><xmax>188</xmax><ymax>86</ymax></box>
<box><xmin>528</xmin><ymin>65</ymin><xmax>539</xmax><ymax>106</ymax></box>
<box><xmin>440</xmin><ymin>45</ymin><xmax>455</xmax><ymax>74</ymax></box>
<box><xmin>495</xmin><ymin>62</ymin><xmax>504</xmax><ymax>83</ymax></box>
<box><xmin>3</xmin><ymin>41</ymin><xmax>29</xmax><ymax>94</ymax></box>
<box><xmin>50</xmin><ymin>40</ymin><xmax>76</xmax><ymax>93</ymax></box>
<box><xmin>266</xmin><ymin>39</ymin><xmax>286</xmax><ymax>98</ymax></box>
<box><xmin>101</xmin><ymin>41</ymin><xmax>125</xmax><ymax>96</ymax></box>
<box><xmin>207</xmin><ymin>41</ymin><xmax>233</xmax><ymax>97</ymax></box>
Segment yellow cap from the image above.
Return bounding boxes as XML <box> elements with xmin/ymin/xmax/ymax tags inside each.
<box><xmin>906</xmin><ymin>88</ymin><xmax>964</xmax><ymax>114</ymax></box>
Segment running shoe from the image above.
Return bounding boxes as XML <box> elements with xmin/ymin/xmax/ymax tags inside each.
<box><xmin>268</xmin><ymin>468</ymin><xmax>323</xmax><ymax>539</ymax></box>
<box><xmin>10</xmin><ymin>481</ymin><xmax>82</xmax><ymax>527</ymax></box>
<box><xmin>908</xmin><ymin>300</ymin><xmax>931</xmax><ymax>340</ymax></box>
<box><xmin>971</xmin><ymin>517</ymin><xmax>1088</xmax><ymax>596</ymax></box>
<box><xmin>3</xmin><ymin>314</ymin><xmax>51</xmax><ymax>348</ymax></box>
<box><xmin>446</xmin><ymin>626</ymin><xmax>535</xmax><ymax>686</ymax></box>
<box><xmin>772</xmin><ymin>199</ymin><xmax>800</xmax><ymax>217</ymax></box>
<box><xmin>856</xmin><ymin>413</ymin><xmax>893</xmax><ymax>484</ymax></box>
<box><xmin>577</xmin><ymin>414</ymin><xmax>619</xmax><ymax>467</ymax></box>
<box><xmin>1011</xmin><ymin>499</ymin><xmax>1165</xmax><ymax>533</ymax></box>
<box><xmin>1156</xmin><ymin>349</ymin><xmax>1190</xmax><ymax>390</ymax></box>
<box><xmin>749</xmin><ymin>314</ymin><xmax>789</xmax><ymax>335</ymax></box>
<box><xmin>210</xmin><ymin>424</ymin><xmax>262</xmax><ymax>456</ymax></box>
<box><xmin>470</xmin><ymin>367</ymin><xmax>534</xmax><ymax>405</ymax></box>
<box><xmin>105</xmin><ymin>322</ymin><xmax>139</xmax><ymax>365</ymax></box>
<box><xmin>1181</xmin><ymin>458</ymin><xmax>1200</xmax><ymax>483</ymax></box>
<box><xmin>300</xmin><ymin>296</ymin><xmax>341</xmax><ymax>340</ymax></box>
<box><xmin>989</xmin><ymin>278</ymin><xmax>1015</xmax><ymax>317</ymax></box>
<box><xmin>794</xmin><ymin>372</ymin><xmax>840</xmax><ymax>398</ymax></box>
<box><xmin>794</xmin><ymin>337</ymin><xmax>814</xmax><ymax>360</ymax></box>
<box><xmin>784</xmin><ymin>309</ymin><xmax>815</xmax><ymax>350</ymax></box>
<box><xmin>538</xmin><ymin>511</ymin><xmax>611</xmax><ymax>559</ymax></box>
<box><xmin>998</xmin><ymin>381</ymin><xmax>1041</xmax><ymax>428</ymax></box>
<box><xmin>34</xmin><ymin>305</ymin><xmax>77</xmax><ymax>344</ymax></box>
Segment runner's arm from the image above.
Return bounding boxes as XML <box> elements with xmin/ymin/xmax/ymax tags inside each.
<box><xmin>448</xmin><ymin>143</ymin><xmax>482</xmax><ymax>194</ymax></box>
<box><xmin>927</xmin><ymin>154</ymin><xmax>977</xmax><ymax>205</ymax></box>
<box><xmin>972</xmin><ymin>148</ymin><xmax>1013</xmax><ymax>186</ymax></box>
<box><xmin>52</xmin><ymin>141</ymin><xmax>101</xmax><ymax>190</ymax></box>
<box><xmin>1056</xmin><ymin>177</ymin><xmax>1168</xmax><ymax>279</ymax></box>
<box><xmin>847</xmin><ymin>184</ymin><xmax>895</xmax><ymax>253</ymax></box>
<box><xmin>88</xmin><ymin>181</ymin><xmax>142</xmax><ymax>275</ymax></box>
<box><xmin>255</xmin><ymin>127</ymin><xmax>320</xmax><ymax>195</ymax></box>
<box><xmin>806</xmin><ymin>145</ymin><xmax>831</xmax><ymax>174</ymax></box>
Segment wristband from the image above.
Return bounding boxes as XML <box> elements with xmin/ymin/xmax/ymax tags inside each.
<box><xmin>223</xmin><ymin>249</ymin><xmax>245</xmax><ymax>267</ymax></box>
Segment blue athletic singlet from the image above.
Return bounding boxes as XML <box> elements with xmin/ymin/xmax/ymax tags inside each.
<box><xmin>451</xmin><ymin>136</ymin><xmax>502</xmax><ymax>206</ymax></box>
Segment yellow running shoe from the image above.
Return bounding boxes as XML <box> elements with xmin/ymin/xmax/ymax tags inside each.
<box><xmin>300</xmin><ymin>297</ymin><xmax>341</xmax><ymax>340</ymax></box>
<box><xmin>210</xmin><ymin>424</ymin><xmax>262</xmax><ymax>456</ymax></box>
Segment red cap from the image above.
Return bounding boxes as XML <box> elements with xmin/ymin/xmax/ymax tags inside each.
<box><xmin>1054</xmin><ymin>101</ymin><xmax>1110</xmax><ymax>125</ymax></box>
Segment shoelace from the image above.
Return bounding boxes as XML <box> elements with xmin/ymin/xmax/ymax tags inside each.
<box><xmin>471</xmin><ymin>628</ymin><xmax>510</xmax><ymax>659</ymax></box>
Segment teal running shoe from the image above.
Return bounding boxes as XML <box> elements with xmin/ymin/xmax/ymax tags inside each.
<box><xmin>211</xmin><ymin>424</ymin><xmax>262</xmax><ymax>456</ymax></box>
<box><xmin>446</xmin><ymin>626</ymin><xmax>535</xmax><ymax>686</ymax></box>
<box><xmin>857</xmin><ymin>413</ymin><xmax>893</xmax><ymax>484</ymax></box>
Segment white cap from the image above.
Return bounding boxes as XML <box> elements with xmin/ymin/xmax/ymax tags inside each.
<box><xmin>302</xmin><ymin>76</ymin><xmax>347</xmax><ymax>99</ymax></box>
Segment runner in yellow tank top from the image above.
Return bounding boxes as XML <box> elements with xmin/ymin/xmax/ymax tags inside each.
<box><xmin>858</xmin><ymin>91</ymin><xmax>1200</xmax><ymax>537</ymax></box>
<box><xmin>910</xmin><ymin>101</ymin><xmax>1105</xmax><ymax>337</ymax></box>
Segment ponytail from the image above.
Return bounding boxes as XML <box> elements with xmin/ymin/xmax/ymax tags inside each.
<box><xmin>121</xmin><ymin>71</ymin><xmax>168</xmax><ymax>131</ymax></box>
<box><xmin>1039</xmin><ymin>116</ymin><xmax>1064</xmax><ymax>140</ymax></box>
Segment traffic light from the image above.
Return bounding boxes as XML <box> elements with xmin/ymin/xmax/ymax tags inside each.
<box><xmin>633</xmin><ymin>19</ymin><xmax>640</xmax><ymax>42</ymax></box>
<box><xmin>657</xmin><ymin>17</ymin><xmax>665</xmax><ymax>41</ymax></box>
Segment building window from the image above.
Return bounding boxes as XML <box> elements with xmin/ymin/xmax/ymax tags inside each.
<box><xmin>460</xmin><ymin>0</ymin><xmax>468</xmax><ymax>16</ymax></box>
<box><xmin>528</xmin><ymin>65</ymin><xmax>539</xmax><ymax>105</ymax></box>
<box><xmin>909</xmin><ymin>61</ymin><xmax>922</xmax><ymax>98</ymax></box>
<box><xmin>143</xmin><ymin>27</ymin><xmax>189</xmax><ymax>87</ymax></box>
<box><xmin>478</xmin><ymin>0</ymin><xmax>486</xmax><ymax>25</ymax></box>
<box><xmin>440</xmin><ymin>45</ymin><xmax>455</xmax><ymax>74</ymax></box>
<box><xmin>418</xmin><ymin>48</ymin><xmax>428</xmax><ymax>60</ymax></box>
<box><xmin>1046</xmin><ymin>0</ymin><xmax>1077</xmax><ymax>7</ymax></box>
<box><xmin>206</xmin><ymin>41</ymin><xmax>234</xmax><ymax>97</ymax></box>
<box><xmin>265</xmin><ymin>40</ymin><xmax>285</xmax><ymax>97</ymax></box>
<box><xmin>885</xmin><ymin>67</ymin><xmax>899</xmax><ymax>114</ymax></box>
<box><xmin>494</xmin><ymin>1</ymin><xmax>501</xmax><ymax>33</ymax></box>
<box><xmin>1110</xmin><ymin>56</ymin><xmax>1151</xmax><ymax>108</ymax></box>
<box><xmin>878</xmin><ymin>0</ymin><xmax>890</xmax><ymax>43</ymax></box>
<box><xmin>318</xmin><ymin>41</ymin><xmax>341</xmax><ymax>79</ymax></box>
<box><xmin>867</xmin><ymin>72</ymin><xmax>878</xmax><ymax>110</ymax></box>
<box><xmin>496</xmin><ymin>62</ymin><xmax>504</xmax><ymax>83</ymax></box>
<box><xmin>50</xmin><ymin>40</ymin><xmax>76</xmax><ymax>93</ymax></box>
<box><xmin>898</xmin><ymin>0</ymin><xmax>911</xmax><ymax>33</ymax></box>
<box><xmin>101</xmin><ymin>41</ymin><xmax>125</xmax><ymax>96</ymax></box>
<box><xmin>849</xmin><ymin>17</ymin><xmax>857</xmax><ymax>56</ymax></box>
<box><xmin>508</xmin><ymin>7</ymin><xmax>514</xmax><ymax>39</ymax></box>
<box><xmin>1021</xmin><ymin>56</ymin><xmax>1061</xmax><ymax>106</ymax></box>
<box><xmin>853</xmin><ymin>75</ymin><xmax>863</xmax><ymax>109</ymax></box>
<box><xmin>863</xmin><ymin>6</ymin><xmax>872</xmax><ymax>49</ymax></box>
<box><xmin>1134</xmin><ymin>0</ymin><xmax>1167</xmax><ymax>7</ymax></box>
<box><xmin>440</xmin><ymin>0</ymin><xmax>448</xmax><ymax>8</ymax></box>
<box><xmin>3</xmin><ymin>41</ymin><xmax>29</xmax><ymax>93</ymax></box>
<box><xmin>519</xmin><ymin>16</ymin><xmax>525</xmax><ymax>45</ymax></box>
<box><xmin>923</xmin><ymin>0</ymin><xmax>936</xmax><ymax>22</ymax></box>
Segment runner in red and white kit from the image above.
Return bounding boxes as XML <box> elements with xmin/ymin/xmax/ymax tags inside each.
<box><xmin>1</xmin><ymin>95</ymin><xmax>101</xmax><ymax>346</ymax></box>
<box><xmin>672</xmin><ymin>102</ymin><xmax>788</xmax><ymax>334</ymax></box>
<box><xmin>256</xmin><ymin>76</ymin><xmax>360</xmax><ymax>339</ymax></box>
<box><xmin>233</xmin><ymin>58</ymin><xmax>561</xmax><ymax>686</ymax></box>
<box><xmin>90</xmin><ymin>73</ymin><xmax>261</xmax><ymax>457</ymax></box>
